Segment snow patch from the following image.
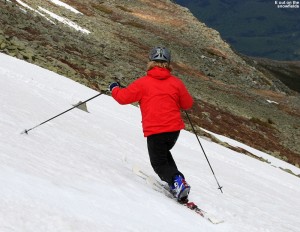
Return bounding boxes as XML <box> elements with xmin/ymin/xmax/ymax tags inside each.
<box><xmin>266</xmin><ymin>99</ymin><xmax>279</xmax><ymax>104</ymax></box>
<box><xmin>15</xmin><ymin>0</ymin><xmax>55</xmax><ymax>24</ymax></box>
<box><xmin>38</xmin><ymin>7</ymin><xmax>90</xmax><ymax>34</ymax></box>
<box><xmin>48</xmin><ymin>0</ymin><xmax>83</xmax><ymax>15</ymax></box>
<box><xmin>1</xmin><ymin>53</ymin><xmax>300</xmax><ymax>232</ymax></box>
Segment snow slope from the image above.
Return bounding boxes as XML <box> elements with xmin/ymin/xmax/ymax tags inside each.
<box><xmin>0</xmin><ymin>53</ymin><xmax>300</xmax><ymax>232</ymax></box>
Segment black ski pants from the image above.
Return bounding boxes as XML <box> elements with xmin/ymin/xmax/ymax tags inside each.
<box><xmin>147</xmin><ymin>131</ymin><xmax>184</xmax><ymax>186</ymax></box>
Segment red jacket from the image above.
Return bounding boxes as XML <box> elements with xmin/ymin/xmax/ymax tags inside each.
<box><xmin>112</xmin><ymin>67</ymin><xmax>193</xmax><ymax>137</ymax></box>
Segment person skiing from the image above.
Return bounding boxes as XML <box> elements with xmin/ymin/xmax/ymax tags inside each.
<box><xmin>109</xmin><ymin>46</ymin><xmax>194</xmax><ymax>202</ymax></box>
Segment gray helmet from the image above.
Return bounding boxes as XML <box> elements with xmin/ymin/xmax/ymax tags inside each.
<box><xmin>149</xmin><ymin>46</ymin><xmax>171</xmax><ymax>63</ymax></box>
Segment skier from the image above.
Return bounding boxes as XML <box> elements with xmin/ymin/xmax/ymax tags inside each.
<box><xmin>109</xmin><ymin>46</ymin><xmax>194</xmax><ymax>202</ymax></box>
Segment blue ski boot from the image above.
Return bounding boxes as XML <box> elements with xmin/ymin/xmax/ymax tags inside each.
<box><xmin>170</xmin><ymin>175</ymin><xmax>191</xmax><ymax>203</ymax></box>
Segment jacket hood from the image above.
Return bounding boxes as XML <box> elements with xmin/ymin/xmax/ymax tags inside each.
<box><xmin>147</xmin><ymin>67</ymin><xmax>171</xmax><ymax>80</ymax></box>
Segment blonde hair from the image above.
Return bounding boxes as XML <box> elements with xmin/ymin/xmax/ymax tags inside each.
<box><xmin>147</xmin><ymin>61</ymin><xmax>172</xmax><ymax>71</ymax></box>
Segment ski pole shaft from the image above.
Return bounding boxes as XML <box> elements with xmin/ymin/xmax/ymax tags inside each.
<box><xmin>21</xmin><ymin>92</ymin><xmax>102</xmax><ymax>134</ymax></box>
<box><xmin>184</xmin><ymin>111</ymin><xmax>223</xmax><ymax>193</ymax></box>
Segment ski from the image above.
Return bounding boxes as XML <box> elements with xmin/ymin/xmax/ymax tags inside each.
<box><xmin>132</xmin><ymin>165</ymin><xmax>224</xmax><ymax>224</ymax></box>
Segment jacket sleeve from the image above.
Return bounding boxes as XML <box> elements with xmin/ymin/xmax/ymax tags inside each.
<box><xmin>112</xmin><ymin>80</ymin><xmax>143</xmax><ymax>105</ymax></box>
<box><xmin>178</xmin><ymin>81</ymin><xmax>193</xmax><ymax>110</ymax></box>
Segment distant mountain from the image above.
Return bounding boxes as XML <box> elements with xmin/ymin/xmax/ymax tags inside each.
<box><xmin>174</xmin><ymin>0</ymin><xmax>300</xmax><ymax>61</ymax></box>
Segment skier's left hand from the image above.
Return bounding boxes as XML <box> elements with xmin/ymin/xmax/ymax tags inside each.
<box><xmin>109</xmin><ymin>82</ymin><xmax>120</xmax><ymax>92</ymax></box>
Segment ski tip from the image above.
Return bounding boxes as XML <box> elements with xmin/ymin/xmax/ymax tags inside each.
<box><xmin>209</xmin><ymin>217</ymin><xmax>225</xmax><ymax>224</ymax></box>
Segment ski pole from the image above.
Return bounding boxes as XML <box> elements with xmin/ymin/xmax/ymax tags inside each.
<box><xmin>21</xmin><ymin>92</ymin><xmax>102</xmax><ymax>135</ymax></box>
<box><xmin>184</xmin><ymin>111</ymin><xmax>223</xmax><ymax>193</ymax></box>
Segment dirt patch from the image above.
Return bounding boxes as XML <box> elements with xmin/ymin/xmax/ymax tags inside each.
<box><xmin>186</xmin><ymin>99</ymin><xmax>300</xmax><ymax>166</ymax></box>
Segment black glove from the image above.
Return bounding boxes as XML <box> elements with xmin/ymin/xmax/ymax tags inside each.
<box><xmin>109</xmin><ymin>82</ymin><xmax>120</xmax><ymax>92</ymax></box>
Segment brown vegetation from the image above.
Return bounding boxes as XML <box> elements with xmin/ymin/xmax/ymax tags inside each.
<box><xmin>186</xmin><ymin>99</ymin><xmax>300</xmax><ymax>166</ymax></box>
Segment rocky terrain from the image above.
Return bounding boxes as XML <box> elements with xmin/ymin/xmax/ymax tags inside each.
<box><xmin>1</xmin><ymin>0</ymin><xmax>299</xmax><ymax>168</ymax></box>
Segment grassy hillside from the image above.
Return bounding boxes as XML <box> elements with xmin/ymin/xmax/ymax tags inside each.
<box><xmin>175</xmin><ymin>0</ymin><xmax>300</xmax><ymax>61</ymax></box>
